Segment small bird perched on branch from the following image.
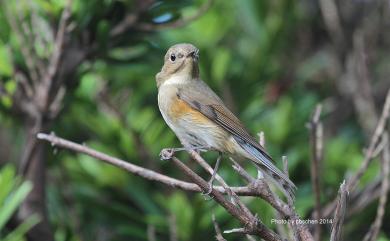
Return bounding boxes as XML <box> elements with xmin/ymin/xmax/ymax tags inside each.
<box><xmin>156</xmin><ymin>43</ymin><xmax>296</xmax><ymax>199</ymax></box>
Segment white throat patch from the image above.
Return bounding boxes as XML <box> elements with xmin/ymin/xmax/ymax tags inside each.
<box><xmin>161</xmin><ymin>74</ymin><xmax>190</xmax><ymax>87</ymax></box>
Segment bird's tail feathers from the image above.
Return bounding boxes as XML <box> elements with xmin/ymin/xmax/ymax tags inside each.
<box><xmin>234</xmin><ymin>137</ymin><xmax>296</xmax><ymax>200</ymax></box>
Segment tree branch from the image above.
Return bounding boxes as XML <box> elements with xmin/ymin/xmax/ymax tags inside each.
<box><xmin>36</xmin><ymin>133</ymin><xmax>264</xmax><ymax>196</ymax></box>
<box><xmin>38</xmin><ymin>0</ymin><xmax>72</xmax><ymax>110</ymax></box>
<box><xmin>170</xmin><ymin>156</ymin><xmax>282</xmax><ymax>240</ymax></box>
<box><xmin>346</xmin><ymin>89</ymin><xmax>390</xmax><ymax>192</ymax></box>
<box><xmin>230</xmin><ymin>158</ymin><xmax>313</xmax><ymax>241</ymax></box>
<box><xmin>330</xmin><ymin>180</ymin><xmax>348</xmax><ymax>241</ymax></box>
<box><xmin>362</xmin><ymin>133</ymin><xmax>389</xmax><ymax>241</ymax></box>
<box><xmin>212</xmin><ymin>214</ymin><xmax>227</xmax><ymax>241</ymax></box>
<box><xmin>36</xmin><ymin>133</ymin><xmax>296</xmax><ymax>240</ymax></box>
<box><xmin>307</xmin><ymin>104</ymin><xmax>323</xmax><ymax>241</ymax></box>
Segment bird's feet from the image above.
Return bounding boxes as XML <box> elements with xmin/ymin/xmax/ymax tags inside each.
<box><xmin>203</xmin><ymin>152</ymin><xmax>222</xmax><ymax>196</ymax></box>
<box><xmin>159</xmin><ymin>146</ymin><xmax>210</xmax><ymax>160</ymax></box>
<box><xmin>204</xmin><ymin>179</ymin><xmax>214</xmax><ymax>195</ymax></box>
<box><xmin>160</xmin><ymin>148</ymin><xmax>177</xmax><ymax>160</ymax></box>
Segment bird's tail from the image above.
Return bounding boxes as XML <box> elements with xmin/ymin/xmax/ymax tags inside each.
<box><xmin>233</xmin><ymin>137</ymin><xmax>296</xmax><ymax>200</ymax></box>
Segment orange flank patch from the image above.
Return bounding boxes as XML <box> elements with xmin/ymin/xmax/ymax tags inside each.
<box><xmin>169</xmin><ymin>97</ymin><xmax>210</xmax><ymax>124</ymax></box>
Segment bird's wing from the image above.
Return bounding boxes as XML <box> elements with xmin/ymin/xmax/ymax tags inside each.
<box><xmin>177</xmin><ymin>80</ymin><xmax>269</xmax><ymax>157</ymax></box>
<box><xmin>177</xmin><ymin>80</ymin><xmax>296</xmax><ymax>198</ymax></box>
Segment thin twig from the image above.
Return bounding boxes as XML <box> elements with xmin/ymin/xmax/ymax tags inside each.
<box><xmin>212</xmin><ymin>214</ymin><xmax>227</xmax><ymax>241</ymax></box>
<box><xmin>362</xmin><ymin>134</ymin><xmax>389</xmax><ymax>241</ymax></box>
<box><xmin>147</xmin><ymin>225</ymin><xmax>157</xmax><ymax>241</ymax></box>
<box><xmin>330</xmin><ymin>180</ymin><xmax>348</xmax><ymax>241</ymax></box>
<box><xmin>19</xmin><ymin>7</ymin><xmax>46</xmax><ymax>78</ymax></box>
<box><xmin>346</xmin><ymin>89</ymin><xmax>390</xmax><ymax>192</ymax></box>
<box><xmin>282</xmin><ymin>156</ymin><xmax>289</xmax><ymax>178</ymax></box>
<box><xmin>187</xmin><ymin>150</ymin><xmax>254</xmax><ymax>219</ymax></box>
<box><xmin>224</xmin><ymin>228</ymin><xmax>246</xmax><ymax>234</ymax></box>
<box><xmin>258</xmin><ymin>131</ymin><xmax>266</xmax><ymax>147</ymax></box>
<box><xmin>169</xmin><ymin>214</ymin><xmax>178</xmax><ymax>241</ymax></box>
<box><xmin>319</xmin><ymin>90</ymin><xmax>390</xmax><ymax>219</ymax></box>
<box><xmin>318</xmin><ymin>0</ymin><xmax>345</xmax><ymax>45</ymax></box>
<box><xmin>4</xmin><ymin>1</ymin><xmax>39</xmax><ymax>84</ymax></box>
<box><xmin>308</xmin><ymin>104</ymin><xmax>323</xmax><ymax>241</ymax></box>
<box><xmin>42</xmin><ymin>0</ymin><xmax>72</xmax><ymax>86</ymax></box>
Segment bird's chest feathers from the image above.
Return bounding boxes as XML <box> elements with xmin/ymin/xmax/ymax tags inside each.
<box><xmin>158</xmin><ymin>82</ymin><xmax>223</xmax><ymax>148</ymax></box>
<box><xmin>158</xmin><ymin>84</ymin><xmax>211</xmax><ymax>127</ymax></box>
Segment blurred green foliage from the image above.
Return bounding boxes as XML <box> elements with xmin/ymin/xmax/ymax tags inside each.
<box><xmin>0</xmin><ymin>0</ymin><xmax>389</xmax><ymax>240</ymax></box>
<box><xmin>0</xmin><ymin>165</ymin><xmax>40</xmax><ymax>241</ymax></box>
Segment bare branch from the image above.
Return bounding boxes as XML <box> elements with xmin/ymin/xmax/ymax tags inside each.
<box><xmin>37</xmin><ymin>132</ymin><xmax>283</xmax><ymax>240</ymax></box>
<box><xmin>282</xmin><ymin>156</ymin><xmax>289</xmax><ymax>178</ymax></box>
<box><xmin>36</xmin><ymin>133</ymin><xmax>264</xmax><ymax>196</ymax></box>
<box><xmin>257</xmin><ymin>131</ymin><xmax>265</xmax><ymax>147</ymax></box>
<box><xmin>169</xmin><ymin>214</ymin><xmax>178</xmax><ymax>241</ymax></box>
<box><xmin>110</xmin><ymin>13</ymin><xmax>139</xmax><ymax>37</ymax></box>
<box><xmin>170</xmin><ymin>156</ymin><xmax>282</xmax><ymax>240</ymax></box>
<box><xmin>187</xmin><ymin>150</ymin><xmax>255</xmax><ymax>220</ymax></box>
<box><xmin>147</xmin><ymin>225</ymin><xmax>156</xmax><ymax>241</ymax></box>
<box><xmin>318</xmin><ymin>0</ymin><xmax>345</xmax><ymax>45</ymax></box>
<box><xmin>223</xmin><ymin>228</ymin><xmax>246</xmax><ymax>234</ymax></box>
<box><xmin>320</xmin><ymin>90</ymin><xmax>390</xmax><ymax>219</ymax></box>
<box><xmin>308</xmin><ymin>104</ymin><xmax>323</xmax><ymax>241</ymax></box>
<box><xmin>330</xmin><ymin>180</ymin><xmax>348</xmax><ymax>241</ymax></box>
<box><xmin>362</xmin><ymin>134</ymin><xmax>389</xmax><ymax>241</ymax></box>
<box><xmin>109</xmin><ymin>0</ymin><xmax>155</xmax><ymax>37</ymax></box>
<box><xmin>19</xmin><ymin>8</ymin><xmax>46</xmax><ymax>78</ymax></box>
<box><xmin>15</xmin><ymin>72</ymin><xmax>34</xmax><ymax>99</ymax></box>
<box><xmin>212</xmin><ymin>214</ymin><xmax>227</xmax><ymax>241</ymax></box>
<box><xmin>110</xmin><ymin>0</ymin><xmax>213</xmax><ymax>37</ymax></box>
<box><xmin>42</xmin><ymin>0</ymin><xmax>72</xmax><ymax>87</ymax></box>
<box><xmin>346</xmin><ymin>89</ymin><xmax>390</xmax><ymax>192</ymax></box>
<box><xmin>230</xmin><ymin>158</ymin><xmax>313</xmax><ymax>241</ymax></box>
<box><xmin>4</xmin><ymin>1</ymin><xmax>40</xmax><ymax>84</ymax></box>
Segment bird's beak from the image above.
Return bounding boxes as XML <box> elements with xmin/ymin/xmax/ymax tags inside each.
<box><xmin>187</xmin><ymin>49</ymin><xmax>199</xmax><ymax>61</ymax></box>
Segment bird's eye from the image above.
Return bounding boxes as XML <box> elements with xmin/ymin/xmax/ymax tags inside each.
<box><xmin>170</xmin><ymin>54</ymin><xmax>176</xmax><ymax>62</ymax></box>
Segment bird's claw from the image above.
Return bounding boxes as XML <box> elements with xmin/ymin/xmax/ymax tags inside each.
<box><xmin>205</xmin><ymin>181</ymin><xmax>214</xmax><ymax>195</ymax></box>
<box><xmin>200</xmin><ymin>181</ymin><xmax>214</xmax><ymax>199</ymax></box>
<box><xmin>160</xmin><ymin>148</ymin><xmax>175</xmax><ymax>160</ymax></box>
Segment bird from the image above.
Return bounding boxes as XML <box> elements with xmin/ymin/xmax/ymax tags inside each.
<box><xmin>156</xmin><ymin>43</ymin><xmax>296</xmax><ymax>199</ymax></box>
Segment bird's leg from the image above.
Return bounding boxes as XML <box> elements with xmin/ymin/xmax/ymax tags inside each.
<box><xmin>159</xmin><ymin>146</ymin><xmax>208</xmax><ymax>160</ymax></box>
<box><xmin>205</xmin><ymin>152</ymin><xmax>222</xmax><ymax>195</ymax></box>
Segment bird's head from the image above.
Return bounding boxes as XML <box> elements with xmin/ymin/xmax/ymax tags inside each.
<box><xmin>156</xmin><ymin>43</ymin><xmax>200</xmax><ymax>87</ymax></box>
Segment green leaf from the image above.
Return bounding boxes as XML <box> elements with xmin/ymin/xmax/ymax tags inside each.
<box><xmin>5</xmin><ymin>80</ymin><xmax>16</xmax><ymax>94</ymax></box>
<box><xmin>76</xmin><ymin>72</ymin><xmax>102</xmax><ymax>100</ymax></box>
<box><xmin>0</xmin><ymin>44</ymin><xmax>13</xmax><ymax>76</ymax></box>
<box><xmin>1</xmin><ymin>95</ymin><xmax>12</xmax><ymax>108</ymax></box>
<box><xmin>0</xmin><ymin>181</ymin><xmax>33</xmax><ymax>230</ymax></box>
<box><xmin>3</xmin><ymin>214</ymin><xmax>40</xmax><ymax>241</ymax></box>
<box><xmin>0</xmin><ymin>165</ymin><xmax>16</xmax><ymax>205</ymax></box>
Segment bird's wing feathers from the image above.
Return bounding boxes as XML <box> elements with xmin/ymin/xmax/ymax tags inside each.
<box><xmin>176</xmin><ymin>80</ymin><xmax>269</xmax><ymax>157</ymax></box>
<box><xmin>177</xmin><ymin>80</ymin><xmax>296</xmax><ymax>197</ymax></box>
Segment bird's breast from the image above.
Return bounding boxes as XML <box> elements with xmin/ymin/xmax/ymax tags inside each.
<box><xmin>158</xmin><ymin>85</ymin><xmax>229</xmax><ymax>150</ymax></box>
